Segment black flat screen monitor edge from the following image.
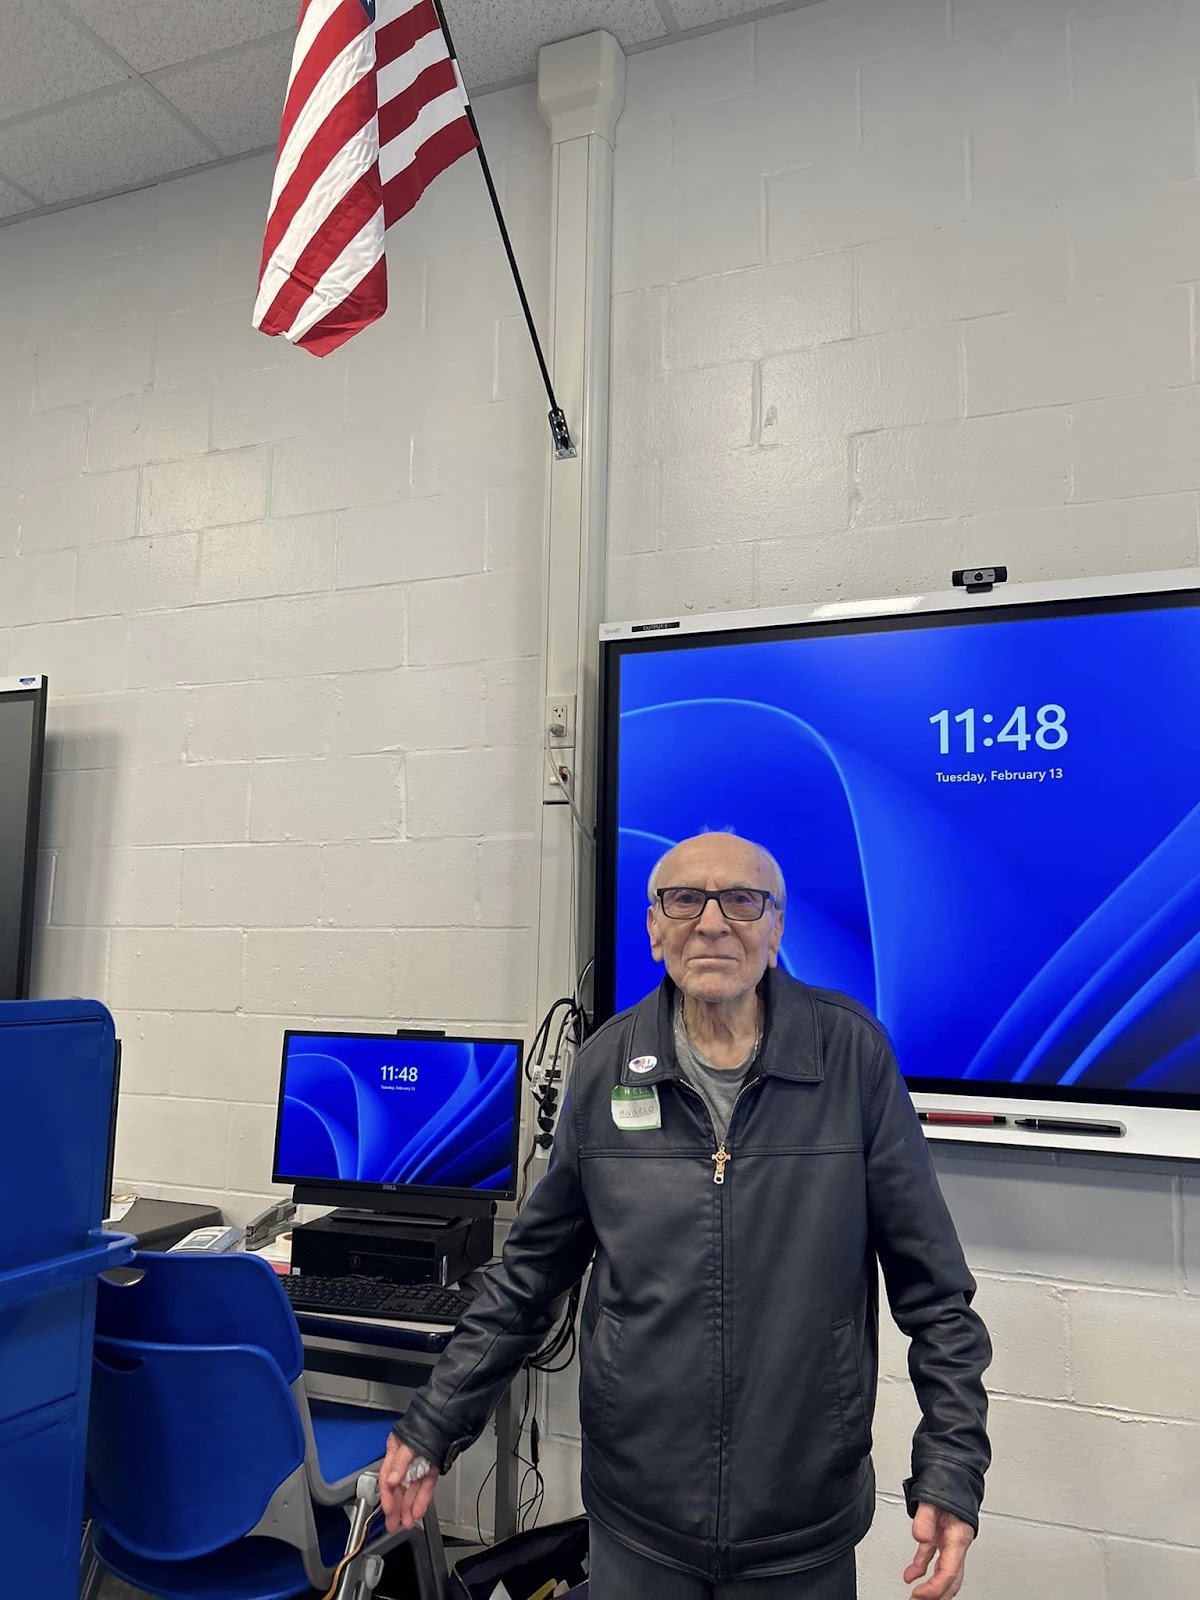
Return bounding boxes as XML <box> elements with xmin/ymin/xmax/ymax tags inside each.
<box><xmin>0</xmin><ymin>677</ymin><xmax>48</xmax><ymax>1001</ymax></box>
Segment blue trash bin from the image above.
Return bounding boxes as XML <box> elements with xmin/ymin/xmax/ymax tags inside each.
<box><xmin>0</xmin><ymin>999</ymin><xmax>134</xmax><ymax>1594</ymax></box>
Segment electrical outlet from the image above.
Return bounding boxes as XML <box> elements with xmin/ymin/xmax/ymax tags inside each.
<box><xmin>546</xmin><ymin>694</ymin><xmax>576</xmax><ymax>749</ymax></box>
<box><xmin>542</xmin><ymin>753</ymin><xmax>571</xmax><ymax>805</ymax></box>
<box><xmin>543</xmin><ymin>693</ymin><xmax>575</xmax><ymax>803</ymax></box>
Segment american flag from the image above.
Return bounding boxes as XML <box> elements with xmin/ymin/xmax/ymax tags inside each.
<box><xmin>253</xmin><ymin>0</ymin><xmax>477</xmax><ymax>355</ymax></box>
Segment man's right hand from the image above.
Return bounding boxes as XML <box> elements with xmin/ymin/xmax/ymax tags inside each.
<box><xmin>380</xmin><ymin>1433</ymin><xmax>441</xmax><ymax>1534</ymax></box>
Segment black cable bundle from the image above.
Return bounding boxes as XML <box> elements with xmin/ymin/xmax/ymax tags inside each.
<box><xmin>482</xmin><ymin>978</ymin><xmax>592</xmax><ymax>1536</ymax></box>
<box><xmin>529</xmin><ymin>1279</ymin><xmax>582</xmax><ymax>1374</ymax></box>
<box><xmin>514</xmin><ymin>1370</ymin><xmax>545</xmax><ymax>1530</ymax></box>
<box><xmin>517</xmin><ymin>972</ymin><xmax>592</xmax><ymax>1206</ymax></box>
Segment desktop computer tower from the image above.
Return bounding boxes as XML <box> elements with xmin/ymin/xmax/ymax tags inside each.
<box><xmin>291</xmin><ymin>1211</ymin><xmax>493</xmax><ymax>1288</ymax></box>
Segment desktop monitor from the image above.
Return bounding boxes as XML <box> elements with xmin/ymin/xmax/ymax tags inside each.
<box><xmin>0</xmin><ymin>674</ymin><xmax>48</xmax><ymax>1000</ymax></box>
<box><xmin>103</xmin><ymin>1038</ymin><xmax>122</xmax><ymax>1218</ymax></box>
<box><xmin>272</xmin><ymin>1029</ymin><xmax>524</xmax><ymax>1210</ymax></box>
<box><xmin>595</xmin><ymin>569</ymin><xmax>1200</xmax><ymax>1163</ymax></box>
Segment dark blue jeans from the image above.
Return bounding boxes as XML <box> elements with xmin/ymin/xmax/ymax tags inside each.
<box><xmin>588</xmin><ymin>1522</ymin><xmax>857</xmax><ymax>1600</ymax></box>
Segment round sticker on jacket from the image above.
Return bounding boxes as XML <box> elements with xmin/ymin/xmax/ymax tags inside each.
<box><xmin>628</xmin><ymin>1055</ymin><xmax>657</xmax><ymax>1074</ymax></box>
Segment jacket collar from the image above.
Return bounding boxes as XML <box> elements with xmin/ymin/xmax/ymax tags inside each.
<box><xmin>617</xmin><ymin>967</ymin><xmax>824</xmax><ymax>1087</ymax></box>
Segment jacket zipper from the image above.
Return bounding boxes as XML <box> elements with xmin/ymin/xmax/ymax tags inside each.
<box><xmin>673</xmin><ymin>1074</ymin><xmax>761</xmax><ymax>1578</ymax></box>
<box><xmin>711</xmin><ymin>1079</ymin><xmax>757</xmax><ymax>1183</ymax></box>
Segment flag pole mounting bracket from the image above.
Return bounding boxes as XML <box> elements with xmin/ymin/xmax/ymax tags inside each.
<box><xmin>549</xmin><ymin>408</ymin><xmax>577</xmax><ymax>459</ymax></box>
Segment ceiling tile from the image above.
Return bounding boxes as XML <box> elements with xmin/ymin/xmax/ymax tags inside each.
<box><xmin>152</xmin><ymin>36</ymin><xmax>293</xmax><ymax>156</ymax></box>
<box><xmin>0</xmin><ymin>177</ymin><xmax>34</xmax><ymax>221</ymax></box>
<box><xmin>0</xmin><ymin>0</ymin><xmax>128</xmax><ymax>119</ymax></box>
<box><xmin>444</xmin><ymin>0</ymin><xmax>666</xmax><ymax>88</ymax></box>
<box><xmin>0</xmin><ymin>88</ymin><xmax>215</xmax><ymax>204</ymax></box>
<box><xmin>65</xmin><ymin>0</ymin><xmax>299</xmax><ymax>73</ymax></box>
<box><xmin>667</xmin><ymin>0</ymin><xmax>804</xmax><ymax>24</ymax></box>
<box><xmin>0</xmin><ymin>0</ymin><xmax>827</xmax><ymax>223</ymax></box>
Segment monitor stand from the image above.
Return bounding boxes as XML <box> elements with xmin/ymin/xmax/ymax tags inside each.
<box><xmin>328</xmin><ymin>1207</ymin><xmax>460</xmax><ymax>1229</ymax></box>
<box><xmin>292</xmin><ymin>1183</ymin><xmax>496</xmax><ymax>1223</ymax></box>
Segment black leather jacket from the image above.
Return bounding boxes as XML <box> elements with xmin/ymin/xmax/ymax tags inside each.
<box><xmin>394</xmin><ymin>970</ymin><xmax>992</xmax><ymax>1581</ymax></box>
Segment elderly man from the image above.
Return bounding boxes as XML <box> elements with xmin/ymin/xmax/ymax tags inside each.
<box><xmin>382</xmin><ymin>831</ymin><xmax>991</xmax><ymax>1599</ymax></box>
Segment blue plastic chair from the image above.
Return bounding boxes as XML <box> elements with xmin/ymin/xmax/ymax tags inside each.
<box><xmin>84</xmin><ymin>1252</ymin><xmax>448</xmax><ymax>1600</ymax></box>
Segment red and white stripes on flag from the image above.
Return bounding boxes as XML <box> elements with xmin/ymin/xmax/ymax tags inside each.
<box><xmin>253</xmin><ymin>0</ymin><xmax>477</xmax><ymax>356</ymax></box>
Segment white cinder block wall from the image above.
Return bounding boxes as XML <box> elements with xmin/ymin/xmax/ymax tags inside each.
<box><xmin>2</xmin><ymin>0</ymin><xmax>1199</xmax><ymax>1587</ymax></box>
<box><xmin>603</xmin><ymin>2</ymin><xmax>1199</xmax><ymax>1597</ymax></box>
<box><xmin>1</xmin><ymin>86</ymin><xmax>552</xmax><ymax>1204</ymax></box>
<box><xmin>0</xmin><ymin>85</ymin><xmax>553</xmax><ymax>1538</ymax></box>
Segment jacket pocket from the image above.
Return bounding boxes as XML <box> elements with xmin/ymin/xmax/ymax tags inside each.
<box><xmin>579</xmin><ymin>1307</ymin><xmax>625</xmax><ymax>1443</ymax></box>
<box><xmin>830</xmin><ymin>1313</ymin><xmax>871</xmax><ymax>1465</ymax></box>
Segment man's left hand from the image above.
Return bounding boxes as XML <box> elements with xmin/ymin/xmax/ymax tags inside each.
<box><xmin>903</xmin><ymin>1503</ymin><xmax>974</xmax><ymax>1600</ymax></box>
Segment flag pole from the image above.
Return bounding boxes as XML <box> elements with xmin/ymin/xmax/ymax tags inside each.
<box><xmin>430</xmin><ymin>0</ymin><xmax>576</xmax><ymax>460</ymax></box>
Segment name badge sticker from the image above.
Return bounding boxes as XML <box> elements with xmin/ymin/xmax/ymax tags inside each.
<box><xmin>611</xmin><ymin>1084</ymin><xmax>661</xmax><ymax>1131</ymax></box>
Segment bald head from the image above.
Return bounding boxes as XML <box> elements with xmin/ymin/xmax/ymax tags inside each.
<box><xmin>647</xmin><ymin>832</ymin><xmax>786</xmax><ymax>907</ymax></box>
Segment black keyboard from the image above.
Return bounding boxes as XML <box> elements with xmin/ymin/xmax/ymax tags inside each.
<box><xmin>281</xmin><ymin>1273</ymin><xmax>476</xmax><ymax>1325</ymax></box>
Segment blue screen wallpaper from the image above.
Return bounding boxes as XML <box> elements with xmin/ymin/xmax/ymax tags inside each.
<box><xmin>275</xmin><ymin>1035</ymin><xmax>521</xmax><ymax>1192</ymax></box>
<box><xmin>611</xmin><ymin>602</ymin><xmax>1200</xmax><ymax>1101</ymax></box>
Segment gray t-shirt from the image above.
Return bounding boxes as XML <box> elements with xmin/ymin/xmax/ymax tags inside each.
<box><xmin>672</xmin><ymin>998</ymin><xmax>759</xmax><ymax>1145</ymax></box>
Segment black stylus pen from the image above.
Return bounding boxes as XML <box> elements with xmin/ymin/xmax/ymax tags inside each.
<box><xmin>1013</xmin><ymin>1117</ymin><xmax>1121</xmax><ymax>1136</ymax></box>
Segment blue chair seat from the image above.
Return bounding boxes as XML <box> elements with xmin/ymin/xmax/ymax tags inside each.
<box><xmin>309</xmin><ymin>1398</ymin><xmax>393</xmax><ymax>1488</ymax></box>
<box><xmin>95</xmin><ymin>1508</ymin><xmax>347</xmax><ymax>1600</ymax></box>
<box><xmin>85</xmin><ymin>1254</ymin><xmax>448</xmax><ymax>1600</ymax></box>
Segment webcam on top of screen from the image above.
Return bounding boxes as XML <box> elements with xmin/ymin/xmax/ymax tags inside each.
<box><xmin>952</xmin><ymin>566</ymin><xmax>1008</xmax><ymax>595</ymax></box>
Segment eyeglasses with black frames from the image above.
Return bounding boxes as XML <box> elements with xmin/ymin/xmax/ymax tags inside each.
<box><xmin>654</xmin><ymin>887</ymin><xmax>780</xmax><ymax>922</ymax></box>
